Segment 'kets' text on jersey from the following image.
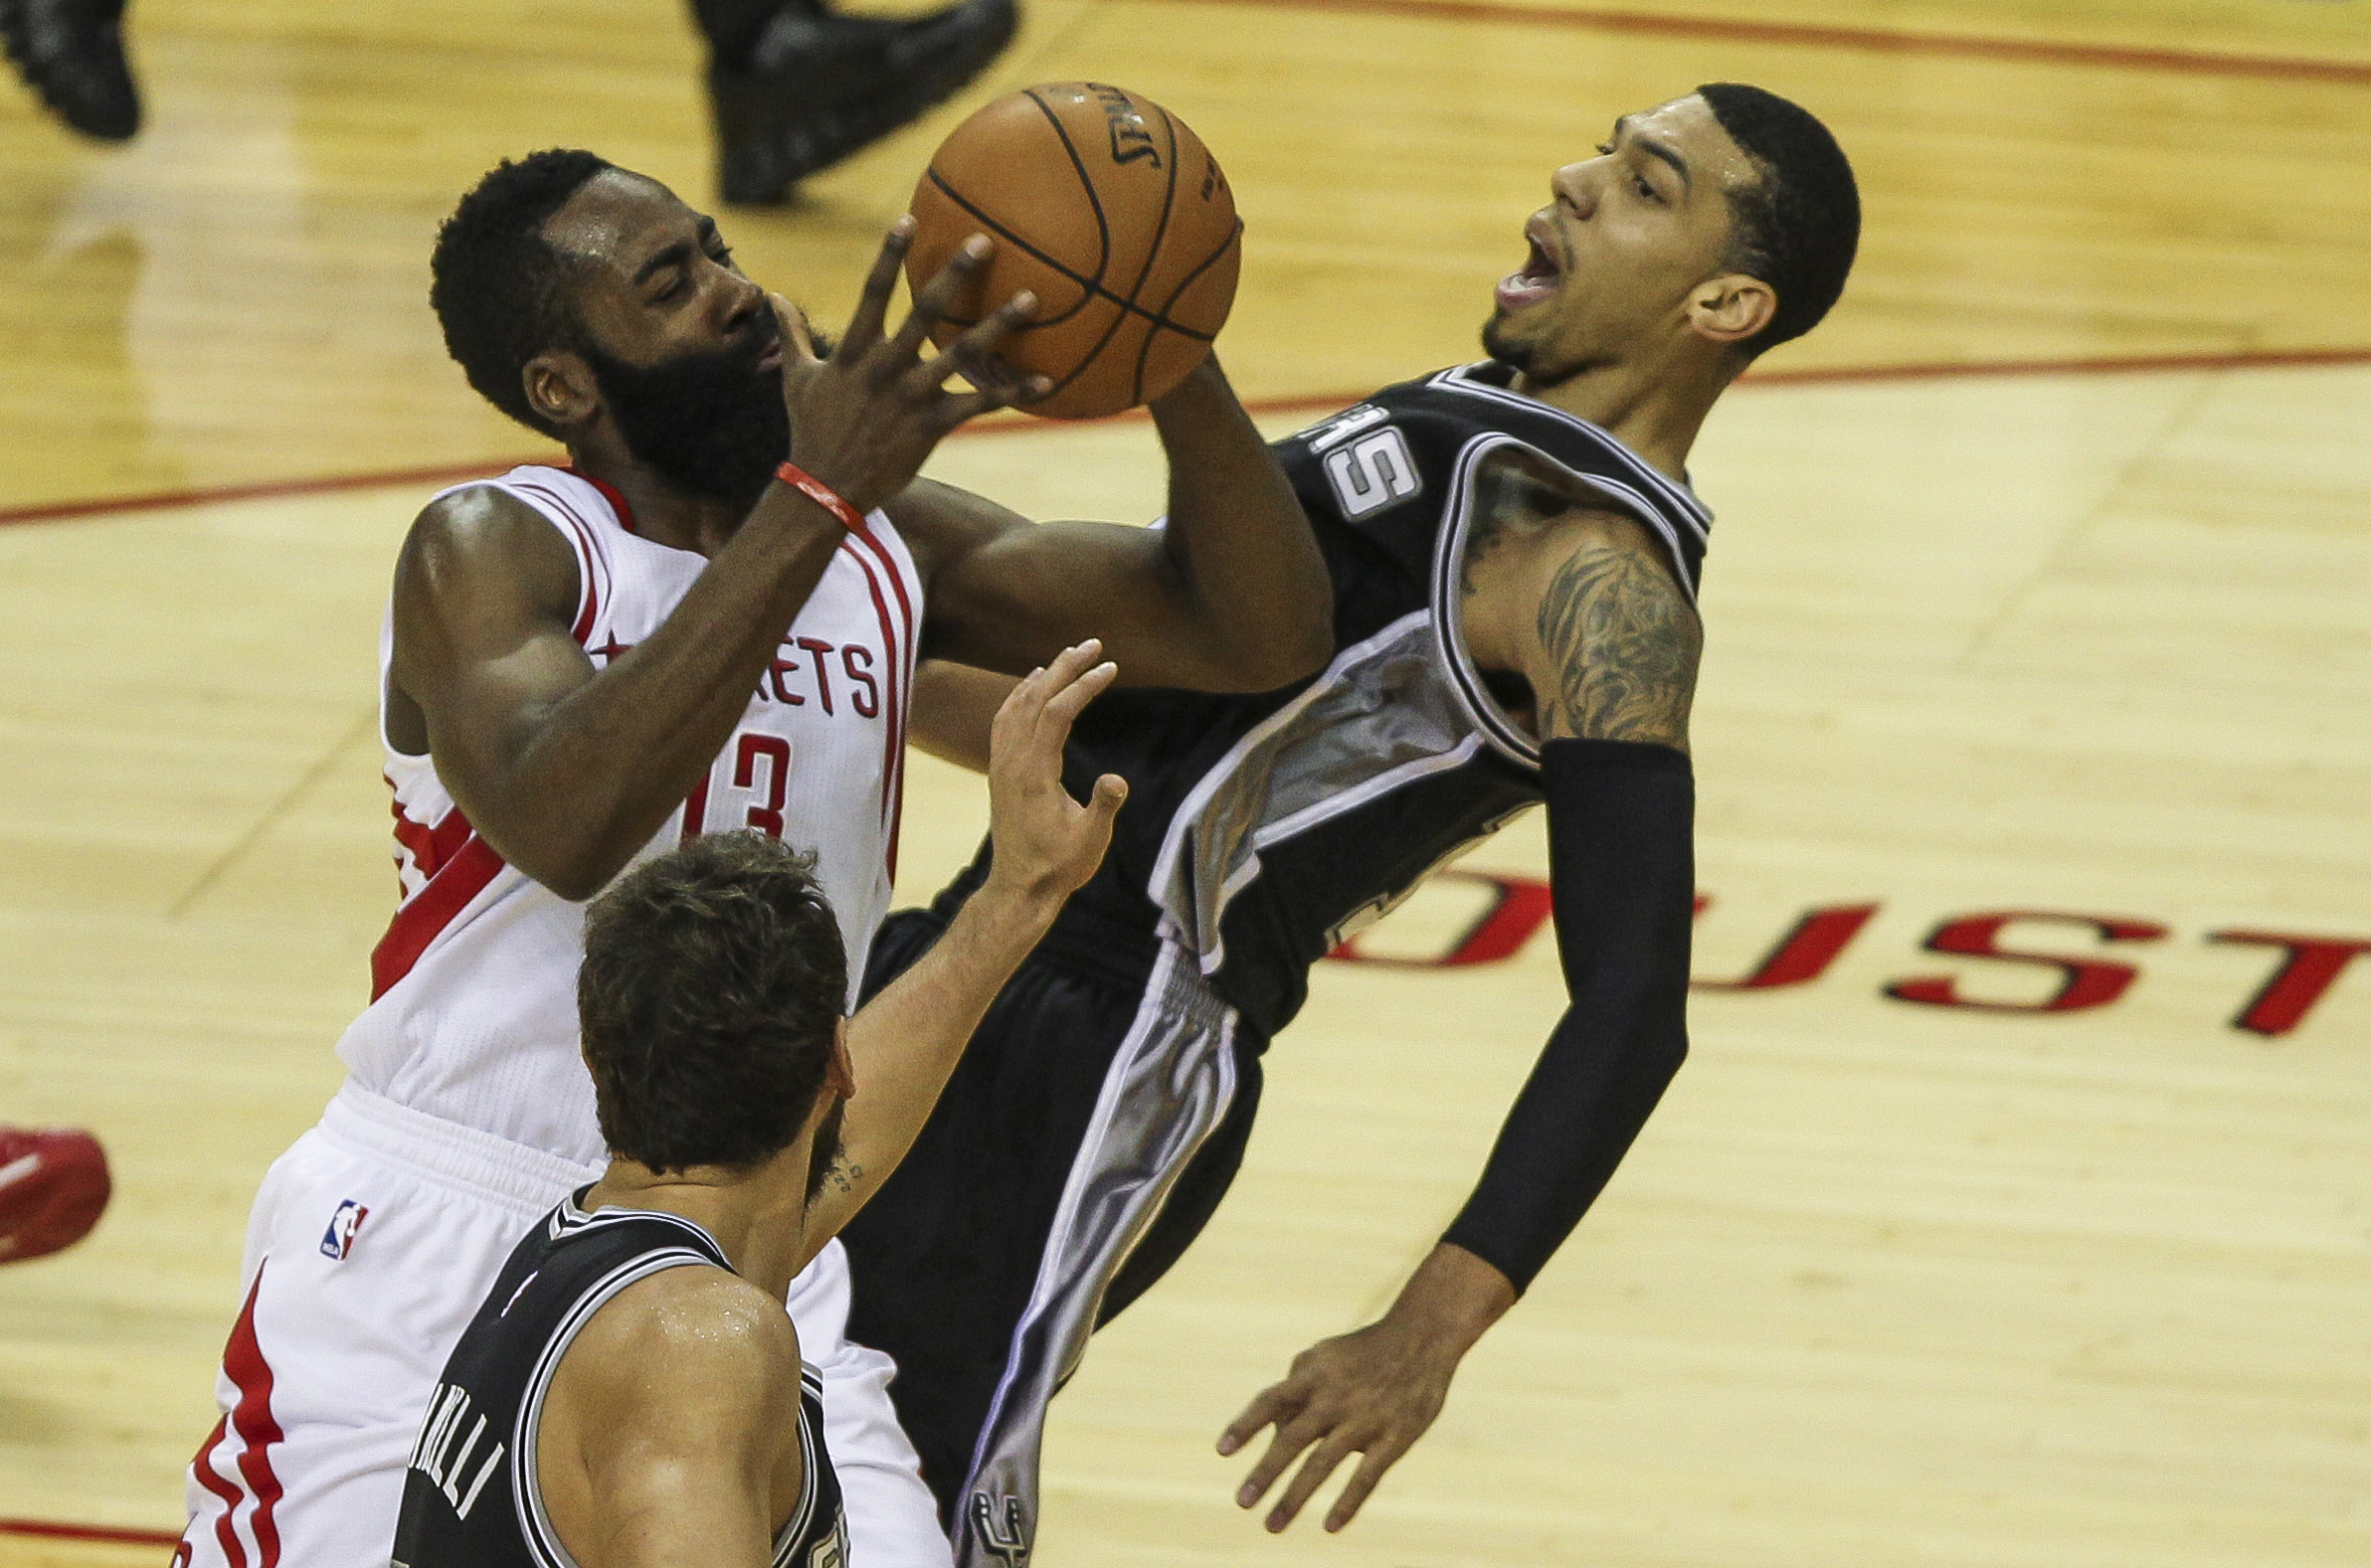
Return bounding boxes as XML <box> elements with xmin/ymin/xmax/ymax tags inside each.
<box><xmin>340</xmin><ymin>466</ymin><xmax>921</xmax><ymax>1168</ymax></box>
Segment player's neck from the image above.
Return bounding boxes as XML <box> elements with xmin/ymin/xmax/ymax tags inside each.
<box><xmin>1510</xmin><ymin>356</ymin><xmax>1730</xmax><ymax>482</ymax></box>
<box><xmin>585</xmin><ymin>1148</ymin><xmax>815</xmax><ymax>1296</ymax></box>
<box><xmin>562</xmin><ymin>436</ymin><xmax>753</xmax><ymax>557</ymax></box>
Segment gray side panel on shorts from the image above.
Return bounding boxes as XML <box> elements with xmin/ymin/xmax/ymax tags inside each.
<box><xmin>953</xmin><ymin>943</ymin><xmax>1241</xmax><ymax>1568</ymax></box>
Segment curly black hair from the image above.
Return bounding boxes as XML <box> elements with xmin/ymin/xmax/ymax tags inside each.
<box><xmin>428</xmin><ymin>149</ymin><xmax>616</xmax><ymax>434</ymax></box>
<box><xmin>1696</xmin><ymin>85</ymin><xmax>1861</xmax><ymax>358</ymax></box>
<box><xmin>579</xmin><ymin>831</ymin><xmax>849</xmax><ymax>1174</ymax></box>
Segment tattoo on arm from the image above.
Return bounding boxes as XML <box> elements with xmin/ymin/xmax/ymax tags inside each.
<box><xmin>1533</xmin><ymin>535</ymin><xmax>1701</xmax><ymax>748</ymax></box>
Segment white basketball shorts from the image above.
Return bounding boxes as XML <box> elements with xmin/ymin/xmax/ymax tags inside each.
<box><xmin>176</xmin><ymin>1083</ymin><xmax>952</xmax><ymax>1568</ymax></box>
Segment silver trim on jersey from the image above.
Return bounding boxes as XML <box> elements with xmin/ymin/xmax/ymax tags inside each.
<box><xmin>1142</xmin><ymin>384</ymin><xmax>1708</xmax><ymax>960</ymax></box>
<box><xmin>514</xmin><ymin>1247</ymin><xmax>723</xmax><ymax>1568</ymax></box>
<box><xmin>1430</xmin><ymin>435</ymin><xmax>1546</xmax><ymax>770</ymax></box>
<box><xmin>771</xmin><ymin>1371</ymin><xmax>829</xmax><ymax>1568</ymax></box>
<box><xmin>511</xmin><ymin>1206</ymin><xmax>826</xmax><ymax>1568</ymax></box>
<box><xmin>1146</xmin><ymin>610</ymin><xmax>1495</xmax><ymax>970</ymax></box>
<box><xmin>1427</xmin><ymin>362</ymin><xmax>1714</xmax><ymax>540</ymax></box>
<box><xmin>1427</xmin><ymin>430</ymin><xmax>1705</xmax><ymax>774</ymax></box>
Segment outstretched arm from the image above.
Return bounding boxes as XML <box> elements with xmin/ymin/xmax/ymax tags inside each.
<box><xmin>1222</xmin><ymin>506</ymin><xmax>1701</xmax><ymax>1533</ymax></box>
<box><xmin>887</xmin><ymin>356</ymin><xmax>1335</xmax><ymax>692</ymax></box>
<box><xmin>799</xmin><ymin>642</ymin><xmax>1128</xmax><ymax>1258</ymax></box>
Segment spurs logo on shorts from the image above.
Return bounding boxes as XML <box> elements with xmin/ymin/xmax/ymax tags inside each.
<box><xmin>969</xmin><ymin>1491</ymin><xmax>1030</xmax><ymax>1568</ymax></box>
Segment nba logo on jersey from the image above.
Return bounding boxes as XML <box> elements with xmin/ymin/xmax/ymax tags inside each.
<box><xmin>319</xmin><ymin>1198</ymin><xmax>369</xmax><ymax>1260</ymax></box>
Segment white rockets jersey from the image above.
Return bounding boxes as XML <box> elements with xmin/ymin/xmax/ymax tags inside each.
<box><xmin>335</xmin><ymin>465</ymin><xmax>921</xmax><ymax>1168</ymax></box>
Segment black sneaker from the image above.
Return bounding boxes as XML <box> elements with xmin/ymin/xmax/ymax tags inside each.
<box><xmin>710</xmin><ymin>0</ymin><xmax>1017</xmax><ymax>206</ymax></box>
<box><xmin>0</xmin><ymin>0</ymin><xmax>139</xmax><ymax>140</ymax></box>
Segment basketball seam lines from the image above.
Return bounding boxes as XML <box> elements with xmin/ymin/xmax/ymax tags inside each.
<box><xmin>920</xmin><ymin>171</ymin><xmax>1219</xmax><ymax>344</ymax></box>
<box><xmin>1025</xmin><ymin>87</ymin><xmax>1113</xmax><ymax>292</ymax></box>
<box><xmin>1131</xmin><ymin>120</ymin><xmax>1233</xmax><ymax>402</ymax></box>
<box><xmin>923</xmin><ymin>168</ymin><xmax>1103</xmax><ymax>333</ymax></box>
<box><xmin>1136</xmin><ymin>218</ymin><xmax>1243</xmax><ymax>393</ymax></box>
<box><xmin>1122</xmin><ymin>102</ymin><xmax>1185</xmax><ymax>406</ymax></box>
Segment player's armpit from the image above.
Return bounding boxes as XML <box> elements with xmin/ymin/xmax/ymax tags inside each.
<box><xmin>1522</xmin><ymin>515</ymin><xmax>1702</xmax><ymax>749</ymax></box>
<box><xmin>538</xmin><ymin>1267</ymin><xmax>800</xmax><ymax>1568</ymax></box>
<box><xmin>909</xmin><ymin>660</ymin><xmax>1018</xmax><ymax>775</ymax></box>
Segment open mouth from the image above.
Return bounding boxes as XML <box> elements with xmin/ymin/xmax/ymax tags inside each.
<box><xmin>1493</xmin><ymin>221</ymin><xmax>1563</xmax><ymax>313</ymax></box>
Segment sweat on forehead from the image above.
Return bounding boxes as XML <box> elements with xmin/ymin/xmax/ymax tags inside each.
<box><xmin>1625</xmin><ymin>94</ymin><xmax>1759</xmax><ymax>193</ymax></box>
<box><xmin>537</xmin><ymin>167</ymin><xmax>692</xmax><ymax>267</ymax></box>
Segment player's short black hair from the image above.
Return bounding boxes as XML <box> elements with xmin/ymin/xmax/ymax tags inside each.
<box><xmin>429</xmin><ymin>149</ymin><xmax>616</xmax><ymax>434</ymax></box>
<box><xmin>579</xmin><ymin>831</ymin><xmax>848</xmax><ymax>1175</ymax></box>
<box><xmin>1695</xmin><ymin>84</ymin><xmax>1860</xmax><ymax>357</ymax></box>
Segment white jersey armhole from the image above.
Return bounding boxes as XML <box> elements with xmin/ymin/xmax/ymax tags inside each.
<box><xmin>425</xmin><ymin>469</ymin><xmax>611</xmax><ymax>650</ymax></box>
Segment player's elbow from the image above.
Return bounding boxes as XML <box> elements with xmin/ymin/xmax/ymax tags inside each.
<box><xmin>536</xmin><ymin>865</ymin><xmax>613</xmax><ymax>904</ymax></box>
<box><xmin>1204</xmin><ymin>614</ymin><xmax>1334</xmax><ymax>691</ymax></box>
<box><xmin>485</xmin><ymin>826</ymin><xmax>630</xmax><ymax>904</ymax></box>
<box><xmin>1269</xmin><ymin>616</ymin><xmax>1337</xmax><ymax>685</ymax></box>
<box><xmin>513</xmin><ymin>854</ymin><xmax>613</xmax><ymax>904</ymax></box>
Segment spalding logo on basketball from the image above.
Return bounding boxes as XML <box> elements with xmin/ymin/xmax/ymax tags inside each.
<box><xmin>908</xmin><ymin>82</ymin><xmax>1242</xmax><ymax>421</ymax></box>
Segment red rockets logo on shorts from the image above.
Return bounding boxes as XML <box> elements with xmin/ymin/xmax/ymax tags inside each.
<box><xmin>320</xmin><ymin>1199</ymin><xmax>369</xmax><ymax>1261</ymax></box>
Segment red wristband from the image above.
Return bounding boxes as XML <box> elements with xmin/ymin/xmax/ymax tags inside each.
<box><xmin>776</xmin><ymin>460</ymin><xmax>869</xmax><ymax>535</ymax></box>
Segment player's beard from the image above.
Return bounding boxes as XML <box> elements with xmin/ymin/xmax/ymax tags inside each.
<box><xmin>586</xmin><ymin>313</ymin><xmax>789</xmax><ymax>512</ymax></box>
<box><xmin>1482</xmin><ymin>311</ymin><xmax>1568</xmax><ymax>385</ymax></box>
<box><xmin>804</xmin><ymin>1096</ymin><xmax>847</xmax><ymax>1207</ymax></box>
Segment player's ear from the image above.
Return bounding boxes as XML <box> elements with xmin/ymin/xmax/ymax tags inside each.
<box><xmin>1686</xmin><ymin>271</ymin><xmax>1776</xmax><ymax>350</ymax></box>
<box><xmin>522</xmin><ymin>350</ymin><xmax>601</xmax><ymax>432</ymax></box>
<box><xmin>824</xmin><ymin>1019</ymin><xmax>855</xmax><ymax>1101</ymax></box>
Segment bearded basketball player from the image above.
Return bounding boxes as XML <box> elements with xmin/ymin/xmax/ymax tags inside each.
<box><xmin>178</xmin><ymin>150</ymin><xmax>1329</xmax><ymax>1568</ymax></box>
<box><xmin>836</xmin><ymin>84</ymin><xmax>1860</xmax><ymax>1565</ymax></box>
<box><xmin>394</xmin><ymin>647</ymin><xmax>1123</xmax><ymax>1568</ymax></box>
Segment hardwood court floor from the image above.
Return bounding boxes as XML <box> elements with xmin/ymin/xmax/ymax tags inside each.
<box><xmin>3</xmin><ymin>0</ymin><xmax>2370</xmax><ymax>1565</ymax></box>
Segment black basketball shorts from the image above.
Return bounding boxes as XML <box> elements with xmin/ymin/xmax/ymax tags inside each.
<box><xmin>838</xmin><ymin>907</ymin><xmax>1265</xmax><ymax>1567</ymax></box>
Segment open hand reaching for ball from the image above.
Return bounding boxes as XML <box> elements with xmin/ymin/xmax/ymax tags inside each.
<box><xmin>772</xmin><ymin>218</ymin><xmax>1049</xmax><ymax>514</ymax></box>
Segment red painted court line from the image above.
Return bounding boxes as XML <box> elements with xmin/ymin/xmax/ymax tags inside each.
<box><xmin>1182</xmin><ymin>0</ymin><xmax>2371</xmax><ymax>87</ymax></box>
<box><xmin>1744</xmin><ymin>345</ymin><xmax>2371</xmax><ymax>387</ymax></box>
<box><xmin>3</xmin><ymin>346</ymin><xmax>2367</xmax><ymax>530</ymax></box>
<box><xmin>0</xmin><ymin>457</ymin><xmax>552</xmax><ymax>528</ymax></box>
<box><xmin>0</xmin><ymin>1517</ymin><xmax>183</xmax><ymax>1547</ymax></box>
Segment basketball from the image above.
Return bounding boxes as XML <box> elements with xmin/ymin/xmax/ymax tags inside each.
<box><xmin>907</xmin><ymin>81</ymin><xmax>1242</xmax><ymax>420</ymax></box>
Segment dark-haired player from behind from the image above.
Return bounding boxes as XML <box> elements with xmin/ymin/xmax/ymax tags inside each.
<box><xmin>395</xmin><ymin>647</ymin><xmax>1125</xmax><ymax>1568</ymax></box>
<box><xmin>839</xmin><ymin>84</ymin><xmax>1861</xmax><ymax>1564</ymax></box>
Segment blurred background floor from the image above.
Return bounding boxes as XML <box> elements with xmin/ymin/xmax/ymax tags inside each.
<box><xmin>3</xmin><ymin>1</ymin><xmax>2369</xmax><ymax>1564</ymax></box>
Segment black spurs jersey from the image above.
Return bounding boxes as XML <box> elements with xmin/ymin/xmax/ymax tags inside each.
<box><xmin>971</xmin><ymin>360</ymin><xmax>1714</xmax><ymax>1035</ymax></box>
<box><xmin>391</xmin><ymin>1190</ymin><xmax>847</xmax><ymax>1568</ymax></box>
